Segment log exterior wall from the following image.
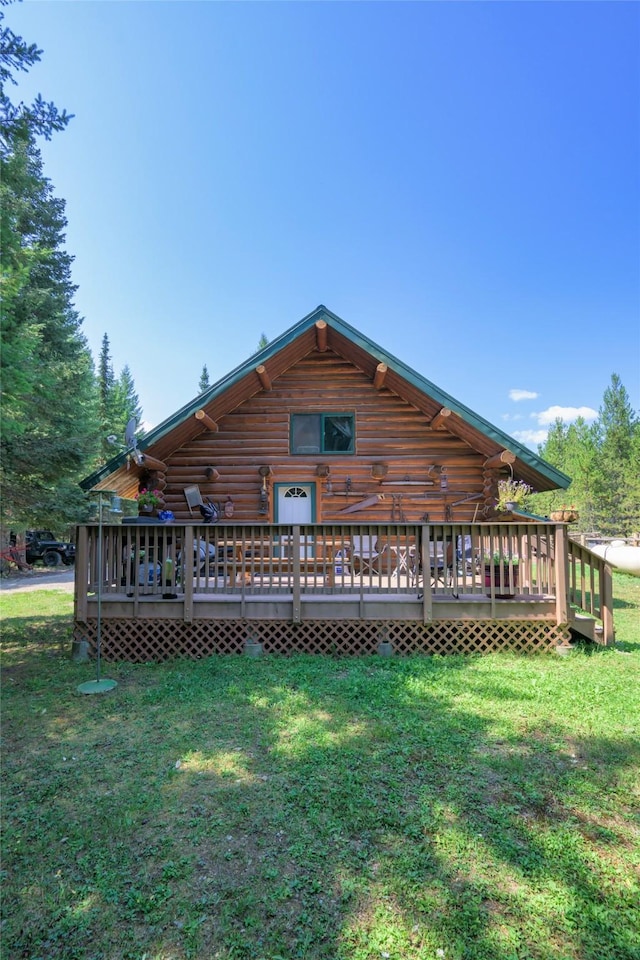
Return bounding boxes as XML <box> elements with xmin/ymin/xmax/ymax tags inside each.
<box><xmin>159</xmin><ymin>349</ymin><xmax>490</xmax><ymax>524</ymax></box>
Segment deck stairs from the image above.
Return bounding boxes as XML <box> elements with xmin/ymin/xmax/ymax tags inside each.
<box><xmin>569</xmin><ymin>610</ymin><xmax>605</xmax><ymax>644</ymax></box>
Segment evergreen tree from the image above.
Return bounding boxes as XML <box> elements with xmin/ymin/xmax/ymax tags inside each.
<box><xmin>591</xmin><ymin>375</ymin><xmax>640</xmax><ymax>535</ymax></box>
<box><xmin>0</xmin><ymin>12</ymin><xmax>98</xmax><ymax>529</ymax></box>
<box><xmin>0</xmin><ymin>13</ymin><xmax>72</xmax><ymax>143</ymax></box>
<box><xmin>533</xmin><ymin>419</ymin><xmax>598</xmax><ymax>528</ymax></box>
<box><xmin>255</xmin><ymin>333</ymin><xmax>269</xmax><ymax>353</ymax></box>
<box><xmin>198</xmin><ymin>364</ymin><xmax>210</xmax><ymax>393</ymax></box>
<box><xmin>96</xmin><ymin>337</ymin><xmax>144</xmax><ymax>454</ymax></box>
<box><xmin>534</xmin><ymin>374</ymin><xmax>640</xmax><ymax>536</ymax></box>
<box><xmin>112</xmin><ymin>365</ymin><xmax>143</xmax><ymax>440</ymax></box>
<box><xmin>97</xmin><ymin>333</ymin><xmax>116</xmax><ymax>458</ymax></box>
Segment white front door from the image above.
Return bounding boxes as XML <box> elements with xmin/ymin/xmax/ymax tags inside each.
<box><xmin>275</xmin><ymin>484</ymin><xmax>315</xmax><ymax>524</ymax></box>
<box><xmin>275</xmin><ymin>484</ymin><xmax>315</xmax><ymax>557</ymax></box>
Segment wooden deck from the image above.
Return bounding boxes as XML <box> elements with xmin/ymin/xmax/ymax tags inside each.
<box><xmin>73</xmin><ymin>521</ymin><xmax>614</xmax><ymax>659</ymax></box>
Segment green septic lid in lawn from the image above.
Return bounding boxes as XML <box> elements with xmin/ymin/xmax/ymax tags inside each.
<box><xmin>77</xmin><ymin>678</ymin><xmax>118</xmax><ymax>694</ymax></box>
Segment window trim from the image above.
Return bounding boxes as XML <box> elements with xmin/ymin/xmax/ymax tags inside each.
<box><xmin>290</xmin><ymin>412</ymin><xmax>355</xmax><ymax>455</ymax></box>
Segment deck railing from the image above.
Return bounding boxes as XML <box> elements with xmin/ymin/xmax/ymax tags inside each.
<box><xmin>567</xmin><ymin>537</ymin><xmax>614</xmax><ymax>643</ymax></box>
<box><xmin>76</xmin><ymin>520</ymin><xmax>562</xmax><ymax>603</ymax></box>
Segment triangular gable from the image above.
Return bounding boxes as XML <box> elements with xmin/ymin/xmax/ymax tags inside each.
<box><xmin>81</xmin><ymin>305</ymin><xmax>570</xmax><ymax>492</ymax></box>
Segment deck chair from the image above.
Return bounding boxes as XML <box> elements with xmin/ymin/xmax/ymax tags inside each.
<box><xmin>350</xmin><ymin>536</ymin><xmax>386</xmax><ymax>576</ymax></box>
<box><xmin>410</xmin><ymin>541</ymin><xmax>455</xmax><ymax>587</ymax></box>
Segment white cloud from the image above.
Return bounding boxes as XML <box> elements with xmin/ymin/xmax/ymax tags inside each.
<box><xmin>532</xmin><ymin>405</ymin><xmax>598</xmax><ymax>426</ymax></box>
<box><xmin>509</xmin><ymin>389</ymin><xmax>538</xmax><ymax>402</ymax></box>
<box><xmin>512</xmin><ymin>429</ymin><xmax>549</xmax><ymax>447</ymax></box>
<box><xmin>501</xmin><ymin>413</ymin><xmax>523</xmax><ymax>422</ymax></box>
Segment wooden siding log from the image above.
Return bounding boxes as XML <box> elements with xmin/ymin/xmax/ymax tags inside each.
<box><xmin>255</xmin><ymin>365</ymin><xmax>272</xmax><ymax>391</ymax></box>
<box><xmin>194</xmin><ymin>410</ymin><xmax>219</xmax><ymax>432</ymax></box>
<box><xmin>315</xmin><ymin>319</ymin><xmax>328</xmax><ymax>352</ymax></box>
<box><xmin>373</xmin><ymin>363</ymin><xmax>388</xmax><ymax>390</ymax></box>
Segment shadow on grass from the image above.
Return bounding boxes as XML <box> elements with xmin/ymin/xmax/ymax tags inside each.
<box><xmin>1</xmin><ymin>614</ymin><xmax>74</xmax><ymax>668</ymax></box>
<box><xmin>2</xmin><ymin>642</ymin><xmax>639</xmax><ymax>960</ymax></box>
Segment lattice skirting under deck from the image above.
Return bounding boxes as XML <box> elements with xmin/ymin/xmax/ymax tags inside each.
<box><xmin>73</xmin><ymin>618</ymin><xmax>571</xmax><ymax>662</ymax></box>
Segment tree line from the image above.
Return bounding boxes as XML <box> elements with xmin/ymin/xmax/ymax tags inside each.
<box><xmin>531</xmin><ymin>374</ymin><xmax>640</xmax><ymax>537</ymax></box>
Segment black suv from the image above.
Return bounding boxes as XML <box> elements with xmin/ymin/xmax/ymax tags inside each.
<box><xmin>25</xmin><ymin>530</ymin><xmax>76</xmax><ymax>567</ymax></box>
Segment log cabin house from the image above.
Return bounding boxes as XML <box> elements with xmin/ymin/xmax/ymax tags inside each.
<box><xmin>76</xmin><ymin>306</ymin><xmax>613</xmax><ymax>660</ymax></box>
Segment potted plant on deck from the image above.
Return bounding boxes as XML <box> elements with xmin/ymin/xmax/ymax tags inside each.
<box><xmin>495</xmin><ymin>478</ymin><xmax>532</xmax><ymax>514</ymax></box>
<box><xmin>135</xmin><ymin>488</ymin><xmax>162</xmax><ymax>516</ymax></box>
<box><xmin>483</xmin><ymin>551</ymin><xmax>519</xmax><ymax>598</ymax></box>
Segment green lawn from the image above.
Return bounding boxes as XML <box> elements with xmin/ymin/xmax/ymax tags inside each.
<box><xmin>1</xmin><ymin>576</ymin><xmax>639</xmax><ymax>960</ymax></box>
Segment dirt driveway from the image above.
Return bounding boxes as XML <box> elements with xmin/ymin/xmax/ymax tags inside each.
<box><xmin>0</xmin><ymin>566</ymin><xmax>75</xmax><ymax>594</ymax></box>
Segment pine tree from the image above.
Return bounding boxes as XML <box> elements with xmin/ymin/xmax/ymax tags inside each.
<box><xmin>97</xmin><ymin>333</ymin><xmax>116</xmax><ymax>458</ymax></box>
<box><xmin>96</xmin><ymin>337</ymin><xmax>145</xmax><ymax>453</ymax></box>
<box><xmin>112</xmin><ymin>365</ymin><xmax>143</xmax><ymax>440</ymax></box>
<box><xmin>0</xmin><ymin>12</ymin><xmax>98</xmax><ymax>529</ymax></box>
<box><xmin>198</xmin><ymin>364</ymin><xmax>210</xmax><ymax>393</ymax></box>
<box><xmin>534</xmin><ymin>374</ymin><xmax>640</xmax><ymax>536</ymax></box>
<box><xmin>591</xmin><ymin>375</ymin><xmax>640</xmax><ymax>535</ymax></box>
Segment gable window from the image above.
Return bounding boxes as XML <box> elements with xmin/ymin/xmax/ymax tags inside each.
<box><xmin>291</xmin><ymin>413</ymin><xmax>355</xmax><ymax>455</ymax></box>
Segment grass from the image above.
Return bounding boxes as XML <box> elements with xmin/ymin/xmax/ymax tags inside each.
<box><xmin>1</xmin><ymin>575</ymin><xmax>639</xmax><ymax>960</ymax></box>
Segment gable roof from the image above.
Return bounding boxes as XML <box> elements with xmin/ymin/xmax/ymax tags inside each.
<box><xmin>81</xmin><ymin>305</ymin><xmax>570</xmax><ymax>492</ymax></box>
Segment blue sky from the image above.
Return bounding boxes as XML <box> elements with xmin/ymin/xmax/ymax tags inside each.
<box><xmin>7</xmin><ymin>1</ymin><xmax>640</xmax><ymax>449</ymax></box>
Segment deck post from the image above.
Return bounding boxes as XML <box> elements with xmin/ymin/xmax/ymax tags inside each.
<box><xmin>292</xmin><ymin>525</ymin><xmax>301</xmax><ymax>622</ymax></box>
<box><xmin>602</xmin><ymin>564</ymin><xmax>615</xmax><ymax>645</ymax></box>
<box><xmin>422</xmin><ymin>524</ymin><xmax>432</xmax><ymax>622</ymax></box>
<box><xmin>184</xmin><ymin>525</ymin><xmax>194</xmax><ymax>622</ymax></box>
<box><xmin>75</xmin><ymin>525</ymin><xmax>88</xmax><ymax>623</ymax></box>
<box><xmin>555</xmin><ymin>525</ymin><xmax>569</xmax><ymax>626</ymax></box>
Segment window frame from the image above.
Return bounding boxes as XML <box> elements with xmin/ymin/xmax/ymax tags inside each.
<box><xmin>290</xmin><ymin>412</ymin><xmax>356</xmax><ymax>456</ymax></box>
